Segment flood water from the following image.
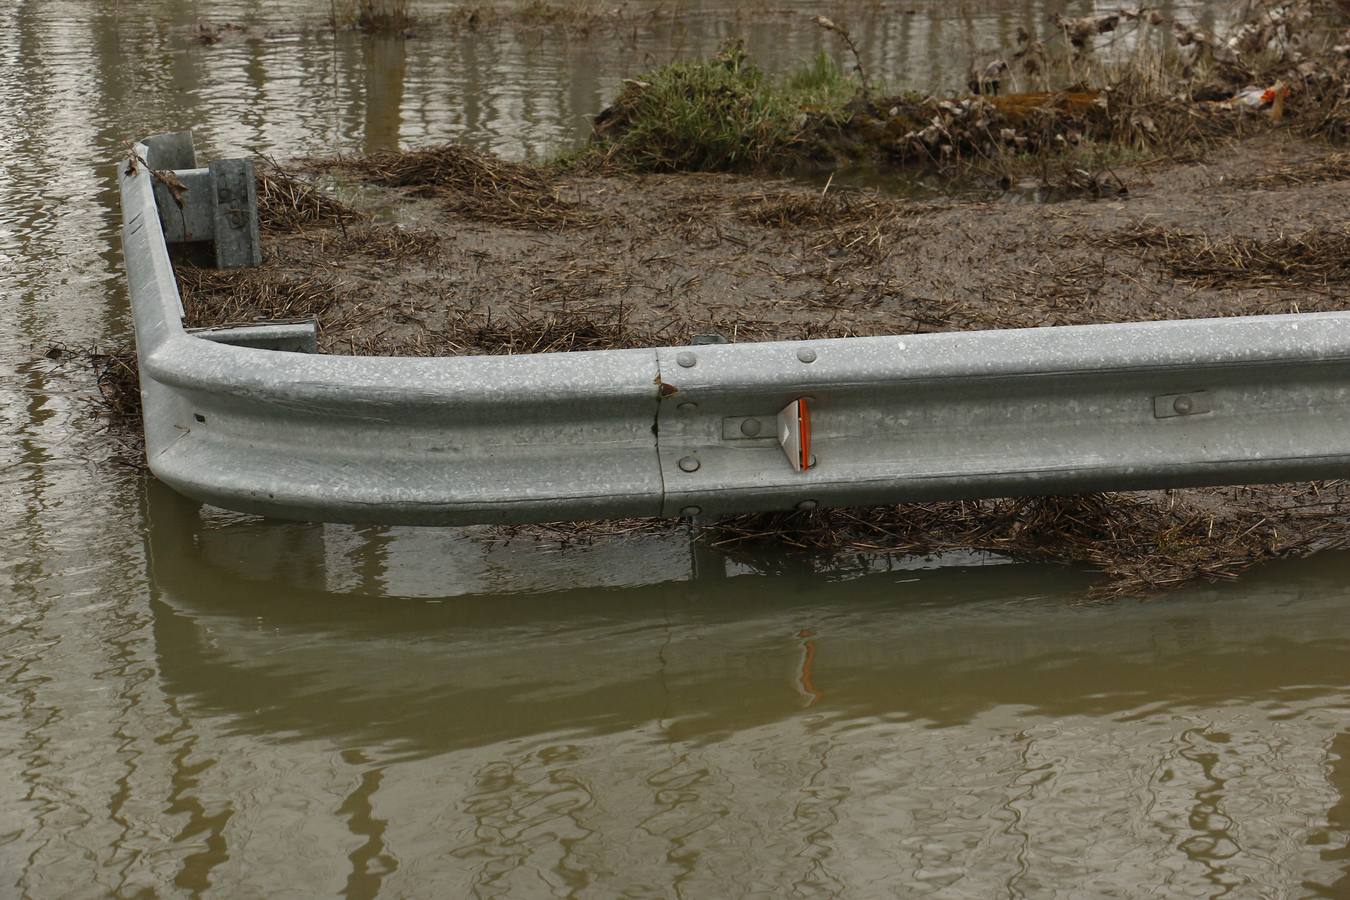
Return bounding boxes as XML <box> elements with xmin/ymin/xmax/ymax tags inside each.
<box><xmin>6</xmin><ymin>0</ymin><xmax>1350</xmax><ymax>896</ymax></box>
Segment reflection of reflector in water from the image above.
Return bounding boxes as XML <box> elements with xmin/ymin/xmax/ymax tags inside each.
<box><xmin>796</xmin><ymin>628</ymin><xmax>822</xmax><ymax>707</ymax></box>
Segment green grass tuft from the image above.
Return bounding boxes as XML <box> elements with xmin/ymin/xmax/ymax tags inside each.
<box><xmin>591</xmin><ymin>42</ymin><xmax>858</xmax><ymax>172</ymax></box>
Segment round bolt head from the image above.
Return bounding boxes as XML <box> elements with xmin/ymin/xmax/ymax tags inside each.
<box><xmin>797</xmin><ymin>499</ymin><xmax>819</xmax><ymax>511</ymax></box>
<box><xmin>681</xmin><ymin>506</ymin><xmax>702</xmax><ymax>517</ymax></box>
<box><xmin>740</xmin><ymin>418</ymin><xmax>763</xmax><ymax>437</ymax></box>
<box><xmin>676</xmin><ymin>351</ymin><xmax>697</xmax><ymax>368</ymax></box>
<box><xmin>797</xmin><ymin>347</ymin><xmax>817</xmax><ymax>364</ymax></box>
<box><xmin>678</xmin><ymin>456</ymin><xmax>701</xmax><ymax>473</ymax></box>
<box><xmin>677</xmin><ymin>401</ymin><xmax>698</xmax><ymax>413</ymax></box>
<box><xmin>1173</xmin><ymin>395</ymin><xmax>1193</xmax><ymax>414</ymax></box>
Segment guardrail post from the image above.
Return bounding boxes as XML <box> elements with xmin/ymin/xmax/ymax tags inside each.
<box><xmin>208</xmin><ymin>158</ymin><xmax>261</xmax><ymax>268</ymax></box>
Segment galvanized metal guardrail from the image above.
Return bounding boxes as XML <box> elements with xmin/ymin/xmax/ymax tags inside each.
<box><xmin>120</xmin><ymin>133</ymin><xmax>1350</xmax><ymax>526</ymax></box>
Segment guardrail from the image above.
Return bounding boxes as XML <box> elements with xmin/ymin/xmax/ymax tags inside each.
<box><xmin>120</xmin><ymin>132</ymin><xmax>1350</xmax><ymax>526</ymax></box>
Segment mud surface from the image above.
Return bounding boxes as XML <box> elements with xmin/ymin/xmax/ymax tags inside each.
<box><xmin>216</xmin><ymin>134</ymin><xmax>1350</xmax><ymax>356</ymax></box>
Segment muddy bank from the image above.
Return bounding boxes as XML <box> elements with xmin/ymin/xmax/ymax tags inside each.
<box><xmin>152</xmin><ymin>132</ymin><xmax>1350</xmax><ymax>596</ymax></box>
<box><xmin>233</xmin><ymin>134</ymin><xmax>1350</xmax><ymax>352</ymax></box>
<box><xmin>586</xmin><ymin>0</ymin><xmax>1350</xmax><ymax>174</ymax></box>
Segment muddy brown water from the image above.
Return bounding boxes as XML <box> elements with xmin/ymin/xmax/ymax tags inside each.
<box><xmin>8</xmin><ymin>0</ymin><xmax>1350</xmax><ymax>896</ymax></box>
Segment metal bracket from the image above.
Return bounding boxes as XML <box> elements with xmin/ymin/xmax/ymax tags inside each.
<box><xmin>143</xmin><ymin>132</ymin><xmax>261</xmax><ymax>269</ymax></box>
<box><xmin>190</xmin><ymin>322</ymin><xmax>319</xmax><ymax>353</ymax></box>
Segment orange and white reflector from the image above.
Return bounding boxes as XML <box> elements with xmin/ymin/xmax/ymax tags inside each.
<box><xmin>777</xmin><ymin>398</ymin><xmax>813</xmax><ymax>472</ymax></box>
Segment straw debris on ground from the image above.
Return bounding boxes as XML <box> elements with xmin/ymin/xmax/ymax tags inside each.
<box><xmin>1100</xmin><ymin>222</ymin><xmax>1350</xmax><ymax>290</ymax></box>
<box><xmin>255</xmin><ymin>161</ymin><xmax>365</xmax><ymax>233</ymax></box>
<box><xmin>708</xmin><ymin>485</ymin><xmax>1350</xmax><ymax>598</ymax></box>
<box><xmin>309</xmin><ymin>144</ymin><xmax>606</xmax><ymax>229</ymax></box>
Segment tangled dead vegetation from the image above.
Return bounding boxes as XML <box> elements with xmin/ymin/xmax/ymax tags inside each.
<box><xmin>347</xmin><ymin>305</ymin><xmax>662</xmax><ymax>357</ymax></box>
<box><xmin>447</xmin><ymin>0</ymin><xmax>672</xmax><ymax>34</ymax></box>
<box><xmin>1232</xmin><ymin>149</ymin><xmax>1350</xmax><ymax>185</ymax></box>
<box><xmin>176</xmin><ymin>266</ymin><xmax>342</xmax><ymax>330</ymax></box>
<box><xmin>708</xmin><ymin>486</ymin><xmax>1350</xmax><ymax>598</ymax></box>
<box><xmin>58</xmin><ymin>343</ymin><xmax>147</xmax><ymax>465</ymax></box>
<box><xmin>311</xmin><ymin>144</ymin><xmax>605</xmax><ymax>229</ymax></box>
<box><xmin>735</xmin><ymin>189</ymin><xmax>913</xmax><ymax>261</ymax></box>
<box><xmin>255</xmin><ymin>162</ymin><xmax>365</xmax><ymax>233</ymax></box>
<box><xmin>1102</xmin><ymin>223</ymin><xmax>1350</xmax><ymax>289</ymax></box>
<box><xmin>493</xmin><ymin>483</ymin><xmax>1350</xmax><ymax>599</ymax></box>
<box><xmin>299</xmin><ymin>224</ymin><xmax>442</xmax><ymax>261</ymax></box>
<box><xmin>91</xmin><ymin>346</ymin><xmax>141</xmax><ymax>423</ymax></box>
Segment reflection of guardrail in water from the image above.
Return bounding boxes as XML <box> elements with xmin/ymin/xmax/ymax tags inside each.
<box><xmin>121</xmin><ymin>131</ymin><xmax>1350</xmax><ymax>526</ymax></box>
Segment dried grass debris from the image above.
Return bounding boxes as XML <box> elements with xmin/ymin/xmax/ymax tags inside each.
<box><xmin>352</xmin><ymin>304</ymin><xmax>663</xmax><ymax>357</ymax></box>
<box><xmin>305</xmin><ymin>224</ymin><xmax>442</xmax><ymax>261</ymax></box>
<box><xmin>708</xmin><ymin>485</ymin><xmax>1350</xmax><ymax>598</ymax></box>
<box><xmin>1102</xmin><ymin>222</ymin><xmax>1350</xmax><ymax>289</ymax></box>
<box><xmin>734</xmin><ymin>189</ymin><xmax>915</xmax><ymax>261</ymax></box>
<box><xmin>312</xmin><ymin>143</ymin><xmax>605</xmax><ymax>230</ymax></box>
<box><xmin>90</xmin><ymin>345</ymin><xmax>142</xmax><ymax>423</ymax></box>
<box><xmin>1233</xmin><ymin>150</ymin><xmax>1350</xmax><ymax>185</ymax></box>
<box><xmin>176</xmin><ymin>266</ymin><xmax>342</xmax><ymax>330</ymax></box>
<box><xmin>255</xmin><ymin>162</ymin><xmax>365</xmax><ymax>233</ymax></box>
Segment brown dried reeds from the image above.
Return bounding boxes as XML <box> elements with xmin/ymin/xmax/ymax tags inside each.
<box><xmin>314</xmin><ymin>144</ymin><xmax>603</xmax><ymax>229</ymax></box>
<box><xmin>176</xmin><ymin>266</ymin><xmax>342</xmax><ymax>330</ymax></box>
<box><xmin>738</xmin><ymin>189</ymin><xmax>897</xmax><ymax>229</ymax></box>
<box><xmin>1103</xmin><ymin>222</ymin><xmax>1350</xmax><ymax>289</ymax></box>
<box><xmin>735</xmin><ymin>189</ymin><xmax>912</xmax><ymax>261</ymax></box>
<box><xmin>90</xmin><ymin>346</ymin><xmax>141</xmax><ymax>422</ymax></box>
<box><xmin>351</xmin><ymin>304</ymin><xmax>659</xmax><ymax>357</ymax></box>
<box><xmin>74</xmin><ymin>343</ymin><xmax>147</xmax><ymax>465</ymax></box>
<box><xmin>443</xmin><ymin>306</ymin><xmax>646</xmax><ymax>354</ymax></box>
<box><xmin>1234</xmin><ymin>150</ymin><xmax>1350</xmax><ymax>186</ymax></box>
<box><xmin>709</xmin><ymin>485</ymin><xmax>1350</xmax><ymax>597</ymax></box>
<box><xmin>329</xmin><ymin>0</ymin><xmax>415</xmax><ymax>33</ymax></box>
<box><xmin>1184</xmin><ymin>229</ymin><xmax>1350</xmax><ymax>288</ymax></box>
<box><xmin>255</xmin><ymin>162</ymin><xmax>365</xmax><ymax>233</ymax></box>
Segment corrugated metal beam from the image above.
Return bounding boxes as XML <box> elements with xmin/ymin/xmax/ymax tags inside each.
<box><xmin>119</xmin><ymin>135</ymin><xmax>1350</xmax><ymax>526</ymax></box>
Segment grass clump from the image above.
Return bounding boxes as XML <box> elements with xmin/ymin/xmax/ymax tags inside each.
<box><xmin>329</xmin><ymin>0</ymin><xmax>415</xmax><ymax>33</ymax></box>
<box><xmin>592</xmin><ymin>41</ymin><xmax>856</xmax><ymax>172</ymax></box>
